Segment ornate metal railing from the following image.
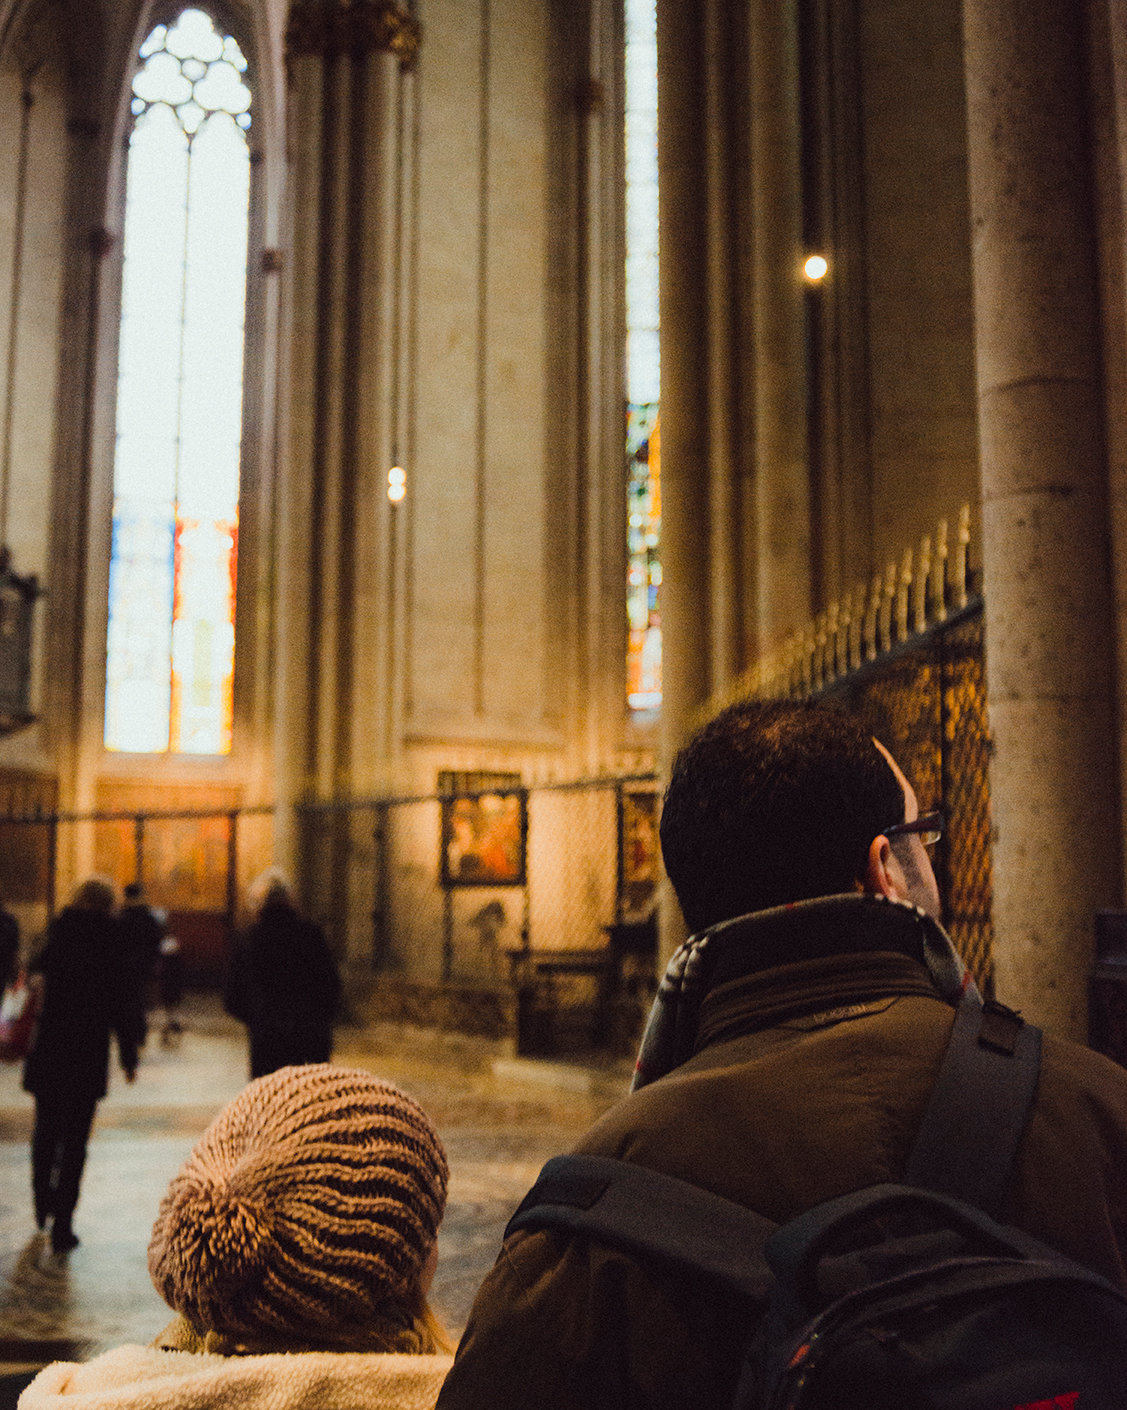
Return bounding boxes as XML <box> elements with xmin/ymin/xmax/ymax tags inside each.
<box><xmin>719</xmin><ymin>505</ymin><xmax>975</xmax><ymax>708</ymax></box>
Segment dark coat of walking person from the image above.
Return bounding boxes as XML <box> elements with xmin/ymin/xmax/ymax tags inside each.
<box><xmin>118</xmin><ymin>881</ymin><xmax>165</xmax><ymax>1045</ymax></box>
<box><xmin>224</xmin><ymin>870</ymin><xmax>340</xmax><ymax>1079</ymax></box>
<box><xmin>0</xmin><ymin>899</ymin><xmax>19</xmax><ymax>993</ymax></box>
<box><xmin>23</xmin><ymin>877</ymin><xmax>139</xmax><ymax>1252</ymax></box>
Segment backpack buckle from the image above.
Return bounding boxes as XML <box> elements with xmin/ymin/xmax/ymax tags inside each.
<box><xmin>977</xmin><ymin>999</ymin><xmax>1025</xmax><ymax>1056</ymax></box>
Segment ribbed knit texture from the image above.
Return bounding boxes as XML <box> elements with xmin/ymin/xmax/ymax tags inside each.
<box><xmin>147</xmin><ymin>1065</ymin><xmax>448</xmax><ymax>1348</ymax></box>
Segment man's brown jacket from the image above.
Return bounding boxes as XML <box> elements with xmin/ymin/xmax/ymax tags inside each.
<box><xmin>438</xmin><ymin>913</ymin><xmax>1127</xmax><ymax>1410</ymax></box>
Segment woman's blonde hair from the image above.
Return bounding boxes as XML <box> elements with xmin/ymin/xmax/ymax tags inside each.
<box><xmin>181</xmin><ymin>1286</ymin><xmax>453</xmax><ymax>1357</ymax></box>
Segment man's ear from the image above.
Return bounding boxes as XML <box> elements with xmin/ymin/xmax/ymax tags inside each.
<box><xmin>862</xmin><ymin>834</ymin><xmax>901</xmax><ymax>900</ymax></box>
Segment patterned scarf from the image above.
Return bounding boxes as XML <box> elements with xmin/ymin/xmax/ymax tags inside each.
<box><xmin>632</xmin><ymin>892</ymin><xmax>978</xmax><ymax>1091</ymax></box>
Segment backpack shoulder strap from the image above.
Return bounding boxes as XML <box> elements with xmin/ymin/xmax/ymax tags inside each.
<box><xmin>504</xmin><ymin>1152</ymin><xmax>776</xmax><ymax>1304</ymax></box>
<box><xmin>904</xmin><ymin>993</ymin><xmax>1042</xmax><ymax>1219</ymax></box>
<box><xmin>503</xmin><ymin>999</ymin><xmax>1041</xmax><ymax>1302</ymax></box>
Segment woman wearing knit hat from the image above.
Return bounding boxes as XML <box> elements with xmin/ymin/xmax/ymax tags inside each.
<box><xmin>19</xmin><ymin>1064</ymin><xmax>454</xmax><ymax>1410</ymax></box>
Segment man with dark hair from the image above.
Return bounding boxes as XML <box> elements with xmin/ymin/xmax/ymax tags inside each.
<box><xmin>658</xmin><ymin>699</ymin><xmax>917</xmax><ymax>930</ymax></box>
<box><xmin>437</xmin><ymin>698</ymin><xmax>1127</xmax><ymax>1410</ymax></box>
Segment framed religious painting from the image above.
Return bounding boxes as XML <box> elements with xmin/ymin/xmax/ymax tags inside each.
<box><xmin>439</xmin><ymin>773</ymin><xmax>527</xmax><ymax>887</ymax></box>
<box><xmin>619</xmin><ymin>786</ymin><xmax>659</xmax><ymax>917</ymax></box>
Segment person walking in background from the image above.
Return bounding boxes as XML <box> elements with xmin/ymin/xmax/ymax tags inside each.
<box><xmin>0</xmin><ymin>897</ymin><xmax>20</xmax><ymax>993</ymax></box>
<box><xmin>19</xmin><ymin>1064</ymin><xmax>452</xmax><ymax>1410</ymax></box>
<box><xmin>155</xmin><ymin>932</ymin><xmax>184</xmax><ymax>1043</ymax></box>
<box><xmin>23</xmin><ymin>877</ymin><xmax>138</xmax><ymax>1253</ymax></box>
<box><xmin>118</xmin><ymin>881</ymin><xmax>164</xmax><ymax>1047</ymax></box>
<box><xmin>224</xmin><ymin>870</ymin><xmax>340</xmax><ymax>1078</ymax></box>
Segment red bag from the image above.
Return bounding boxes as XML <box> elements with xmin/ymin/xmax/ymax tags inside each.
<box><xmin>0</xmin><ymin>971</ymin><xmax>38</xmax><ymax>1061</ymax></box>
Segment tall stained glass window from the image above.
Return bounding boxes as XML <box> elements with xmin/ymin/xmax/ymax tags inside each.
<box><xmin>104</xmin><ymin>8</ymin><xmax>251</xmax><ymax>754</ymax></box>
<box><xmin>625</xmin><ymin>0</ymin><xmax>660</xmax><ymax>714</ymax></box>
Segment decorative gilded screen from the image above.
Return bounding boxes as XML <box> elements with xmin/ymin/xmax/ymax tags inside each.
<box><xmin>104</xmin><ymin>8</ymin><xmax>251</xmax><ymax>754</ymax></box>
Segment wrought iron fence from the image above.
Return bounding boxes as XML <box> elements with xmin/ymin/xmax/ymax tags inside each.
<box><xmin>0</xmin><ymin>775</ymin><xmax>661</xmax><ymax>1016</ymax></box>
<box><xmin>297</xmin><ymin>774</ymin><xmax>659</xmax><ymax>990</ymax></box>
<box><xmin>0</xmin><ymin>803</ymin><xmax>276</xmax><ymax>984</ymax></box>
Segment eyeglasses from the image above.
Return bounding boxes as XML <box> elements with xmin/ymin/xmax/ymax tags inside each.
<box><xmin>881</xmin><ymin>811</ymin><xmax>944</xmax><ymax>848</ymax></box>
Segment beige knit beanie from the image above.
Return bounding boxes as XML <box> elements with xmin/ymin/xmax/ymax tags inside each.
<box><xmin>148</xmin><ymin>1064</ymin><xmax>449</xmax><ymax>1347</ymax></box>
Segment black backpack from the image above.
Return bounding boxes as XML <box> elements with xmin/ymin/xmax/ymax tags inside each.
<box><xmin>505</xmin><ymin>994</ymin><xmax>1127</xmax><ymax>1408</ymax></box>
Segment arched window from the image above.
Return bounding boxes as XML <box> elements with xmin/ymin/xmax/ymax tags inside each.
<box><xmin>104</xmin><ymin>8</ymin><xmax>252</xmax><ymax>755</ymax></box>
<box><xmin>625</xmin><ymin>0</ymin><xmax>660</xmax><ymax>715</ymax></box>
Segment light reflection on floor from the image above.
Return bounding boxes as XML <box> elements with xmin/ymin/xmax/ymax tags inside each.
<box><xmin>0</xmin><ymin>995</ymin><xmax>629</xmax><ymax>1373</ymax></box>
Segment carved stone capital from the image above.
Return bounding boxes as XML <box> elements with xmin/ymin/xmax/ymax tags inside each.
<box><xmin>286</xmin><ymin>0</ymin><xmax>421</xmax><ymax>70</ymax></box>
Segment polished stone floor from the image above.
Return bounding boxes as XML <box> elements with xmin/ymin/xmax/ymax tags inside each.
<box><xmin>0</xmin><ymin>994</ymin><xmax>631</xmax><ymax>1379</ymax></box>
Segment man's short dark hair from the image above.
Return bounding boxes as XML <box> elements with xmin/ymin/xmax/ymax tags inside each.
<box><xmin>659</xmin><ymin>698</ymin><xmax>906</xmax><ymax>933</ymax></box>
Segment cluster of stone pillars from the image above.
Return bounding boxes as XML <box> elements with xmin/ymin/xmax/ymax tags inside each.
<box><xmin>274</xmin><ymin>0</ymin><xmax>418</xmax><ymax>863</ymax></box>
<box><xmin>272</xmin><ymin>1</ymin><xmax>419</xmax><ymax>947</ymax></box>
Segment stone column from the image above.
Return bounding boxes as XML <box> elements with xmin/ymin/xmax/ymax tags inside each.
<box><xmin>964</xmin><ymin>0</ymin><xmax>1120</xmax><ymax>1037</ymax></box>
<box><xmin>278</xmin><ymin>1</ymin><xmax>419</xmax><ymax>916</ymax></box>
<box><xmin>581</xmin><ymin>9</ymin><xmax>630</xmax><ymax>775</ymax></box>
<box><xmin>750</xmin><ymin>0</ymin><xmax>811</xmax><ymax>652</ymax></box>
<box><xmin>655</xmin><ymin>0</ymin><xmax>712</xmax><ymax>962</ymax></box>
<box><xmin>656</xmin><ymin>0</ymin><xmax>712</xmax><ymax>770</ymax></box>
<box><xmin>702</xmin><ymin>2</ymin><xmax>741</xmax><ymax>694</ymax></box>
<box><xmin>1101</xmin><ymin>0</ymin><xmax>1127</xmax><ymax>917</ymax></box>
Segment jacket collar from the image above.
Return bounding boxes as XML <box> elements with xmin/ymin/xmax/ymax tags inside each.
<box><xmin>632</xmin><ymin>894</ymin><xmax>974</xmax><ymax>1091</ymax></box>
<box><xmin>696</xmin><ymin>948</ymin><xmax>940</xmax><ymax>1052</ymax></box>
<box><xmin>701</xmin><ymin>892</ymin><xmax>938</xmax><ymax>988</ymax></box>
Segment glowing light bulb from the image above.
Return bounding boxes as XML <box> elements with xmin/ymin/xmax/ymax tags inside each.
<box><xmin>804</xmin><ymin>254</ymin><xmax>829</xmax><ymax>282</ymax></box>
<box><xmin>388</xmin><ymin>465</ymin><xmax>406</xmax><ymax>503</ymax></box>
